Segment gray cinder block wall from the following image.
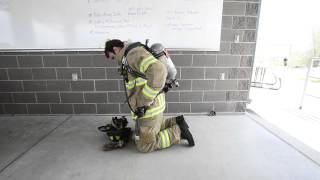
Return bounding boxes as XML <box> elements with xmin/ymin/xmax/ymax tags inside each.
<box><xmin>0</xmin><ymin>0</ymin><xmax>260</xmax><ymax>115</ymax></box>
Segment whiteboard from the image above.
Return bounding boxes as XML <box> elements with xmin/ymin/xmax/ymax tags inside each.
<box><xmin>0</xmin><ymin>0</ymin><xmax>223</xmax><ymax>50</ymax></box>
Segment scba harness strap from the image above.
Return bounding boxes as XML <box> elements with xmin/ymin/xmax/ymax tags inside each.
<box><xmin>122</xmin><ymin>42</ymin><xmax>158</xmax><ymax>80</ymax></box>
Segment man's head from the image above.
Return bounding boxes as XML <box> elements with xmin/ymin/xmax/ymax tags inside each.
<box><xmin>104</xmin><ymin>39</ymin><xmax>124</xmax><ymax>60</ymax></box>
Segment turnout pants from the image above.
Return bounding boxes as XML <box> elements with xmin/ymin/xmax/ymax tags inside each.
<box><xmin>135</xmin><ymin>114</ymin><xmax>181</xmax><ymax>153</ymax></box>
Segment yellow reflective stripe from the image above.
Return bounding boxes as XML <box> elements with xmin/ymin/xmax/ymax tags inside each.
<box><xmin>131</xmin><ymin>94</ymin><xmax>165</xmax><ymax>120</ymax></box>
<box><xmin>159</xmin><ymin>131</ymin><xmax>167</xmax><ymax>148</ymax></box>
<box><xmin>142</xmin><ymin>84</ymin><xmax>160</xmax><ymax>99</ymax></box>
<box><xmin>163</xmin><ymin>130</ymin><xmax>170</xmax><ymax>147</ymax></box>
<box><xmin>131</xmin><ymin>111</ymin><xmax>137</xmax><ymax>120</ymax></box>
<box><xmin>140</xmin><ymin>56</ymin><xmax>158</xmax><ymax>73</ymax></box>
<box><xmin>159</xmin><ymin>130</ymin><xmax>170</xmax><ymax>148</ymax></box>
<box><xmin>135</xmin><ymin>77</ymin><xmax>147</xmax><ymax>86</ymax></box>
<box><xmin>142</xmin><ymin>94</ymin><xmax>165</xmax><ymax>119</ymax></box>
<box><xmin>126</xmin><ymin>80</ymin><xmax>135</xmax><ymax>90</ymax></box>
<box><xmin>126</xmin><ymin>78</ymin><xmax>146</xmax><ymax>90</ymax></box>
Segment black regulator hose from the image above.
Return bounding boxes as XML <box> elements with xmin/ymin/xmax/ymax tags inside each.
<box><xmin>122</xmin><ymin>76</ymin><xmax>136</xmax><ymax>115</ymax></box>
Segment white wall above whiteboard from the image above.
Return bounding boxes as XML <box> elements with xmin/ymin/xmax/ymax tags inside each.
<box><xmin>0</xmin><ymin>0</ymin><xmax>223</xmax><ymax>50</ymax></box>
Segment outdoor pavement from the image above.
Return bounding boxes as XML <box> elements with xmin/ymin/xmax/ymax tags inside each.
<box><xmin>1</xmin><ymin>114</ymin><xmax>320</xmax><ymax>180</ymax></box>
<box><xmin>249</xmin><ymin>66</ymin><xmax>320</xmax><ymax>160</ymax></box>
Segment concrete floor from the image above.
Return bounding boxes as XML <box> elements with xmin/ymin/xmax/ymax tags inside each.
<box><xmin>0</xmin><ymin>115</ymin><xmax>320</xmax><ymax>180</ymax></box>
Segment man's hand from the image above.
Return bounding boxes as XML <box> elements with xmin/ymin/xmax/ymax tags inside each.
<box><xmin>135</xmin><ymin>106</ymin><xmax>148</xmax><ymax>118</ymax></box>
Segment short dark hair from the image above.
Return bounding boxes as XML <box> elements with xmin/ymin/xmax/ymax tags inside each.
<box><xmin>104</xmin><ymin>39</ymin><xmax>124</xmax><ymax>58</ymax></box>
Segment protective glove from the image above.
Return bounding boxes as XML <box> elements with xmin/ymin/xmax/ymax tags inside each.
<box><xmin>135</xmin><ymin>106</ymin><xmax>148</xmax><ymax>118</ymax></box>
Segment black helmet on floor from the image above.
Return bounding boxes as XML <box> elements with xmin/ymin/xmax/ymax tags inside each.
<box><xmin>98</xmin><ymin>116</ymin><xmax>132</xmax><ymax>148</ymax></box>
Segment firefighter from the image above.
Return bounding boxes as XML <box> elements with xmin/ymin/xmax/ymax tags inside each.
<box><xmin>104</xmin><ymin>39</ymin><xmax>195</xmax><ymax>152</ymax></box>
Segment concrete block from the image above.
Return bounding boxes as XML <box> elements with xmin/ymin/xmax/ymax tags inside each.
<box><xmin>0</xmin><ymin>69</ymin><xmax>8</xmax><ymax>80</ymax></box>
<box><xmin>227</xmin><ymin>91</ymin><xmax>249</xmax><ymax>101</ymax></box>
<box><xmin>0</xmin><ymin>56</ymin><xmax>18</xmax><ymax>67</ymax></box>
<box><xmin>50</xmin><ymin>104</ymin><xmax>73</xmax><ymax>114</ymax></box>
<box><xmin>57</xmin><ymin>68</ymin><xmax>81</xmax><ymax>80</ymax></box>
<box><xmin>219</xmin><ymin>42</ymin><xmax>231</xmax><ymax>54</ymax></box>
<box><xmin>215</xmin><ymin>80</ymin><xmax>238</xmax><ymax>90</ymax></box>
<box><xmin>223</xmin><ymin>2</ymin><xmax>246</xmax><ymax>15</ymax></box>
<box><xmin>231</xmin><ymin>68</ymin><xmax>252</xmax><ymax>79</ymax></box>
<box><xmin>203</xmin><ymin>91</ymin><xmax>227</xmax><ymax>101</ymax></box>
<box><xmin>60</xmin><ymin>93</ymin><xmax>84</xmax><ymax>103</ymax></box>
<box><xmin>231</xmin><ymin>43</ymin><xmax>256</xmax><ymax>55</ymax></box>
<box><xmin>23</xmin><ymin>81</ymin><xmax>46</xmax><ymax>92</ymax></box>
<box><xmin>181</xmin><ymin>68</ymin><xmax>205</xmax><ymax>79</ymax></box>
<box><xmin>180</xmin><ymin>51</ymin><xmax>206</xmax><ymax>55</ymax></box>
<box><xmin>222</xmin><ymin>16</ymin><xmax>233</xmax><ymax>29</ymax></box>
<box><xmin>43</xmin><ymin>56</ymin><xmax>67</xmax><ymax>67</ymax></box>
<box><xmin>217</xmin><ymin>55</ymin><xmax>240</xmax><ymax>67</ymax></box>
<box><xmin>47</xmin><ymin>80</ymin><xmax>71</xmax><ymax>91</ymax></box>
<box><xmin>73</xmin><ymin>104</ymin><xmax>96</xmax><ymax>114</ymax></box>
<box><xmin>18</xmin><ymin>56</ymin><xmax>42</xmax><ymax>67</ymax></box>
<box><xmin>174</xmin><ymin>80</ymin><xmax>191</xmax><ymax>91</ymax></box>
<box><xmin>106</xmin><ymin>68</ymin><xmax>122</xmax><ymax>80</ymax></box>
<box><xmin>0</xmin><ymin>93</ymin><xmax>13</xmax><ymax>103</ymax></box>
<box><xmin>238</xmin><ymin>80</ymin><xmax>250</xmax><ymax>90</ymax></box>
<box><xmin>193</xmin><ymin>55</ymin><xmax>217</xmax><ymax>67</ymax></box>
<box><xmin>37</xmin><ymin>93</ymin><xmax>60</xmax><ymax>103</ymax></box>
<box><xmin>82</xmin><ymin>68</ymin><xmax>106</xmax><ymax>79</ymax></box>
<box><xmin>28</xmin><ymin>104</ymin><xmax>51</xmax><ymax>114</ymax></box>
<box><xmin>192</xmin><ymin>80</ymin><xmax>215</xmax><ymax>90</ymax></box>
<box><xmin>108</xmin><ymin>92</ymin><xmax>126</xmax><ymax>103</ymax></box>
<box><xmin>120</xmin><ymin>104</ymin><xmax>131</xmax><ymax>113</ymax></box>
<box><xmin>68</xmin><ymin>55</ymin><xmax>93</xmax><ymax>67</ymax></box>
<box><xmin>221</xmin><ymin>29</ymin><xmax>244</xmax><ymax>42</ymax></box>
<box><xmin>229</xmin><ymin>68</ymin><xmax>249</xmax><ymax>79</ymax></box>
<box><xmin>84</xmin><ymin>93</ymin><xmax>108</xmax><ymax>103</ymax></box>
<box><xmin>8</xmin><ymin>69</ymin><xmax>32</xmax><ymax>80</ymax></box>
<box><xmin>205</xmin><ymin>68</ymin><xmax>230</xmax><ymax>79</ymax></box>
<box><xmin>170</xmin><ymin>55</ymin><xmax>192</xmax><ymax>67</ymax></box>
<box><xmin>214</xmin><ymin>102</ymin><xmax>237</xmax><ymax>112</ymax></box>
<box><xmin>95</xmin><ymin>80</ymin><xmax>119</xmax><ymax>91</ymax></box>
<box><xmin>92</xmin><ymin>55</ymin><xmax>118</xmax><ymax>67</ymax></box>
<box><xmin>71</xmin><ymin>80</ymin><xmax>94</xmax><ymax>91</ymax></box>
<box><xmin>165</xmin><ymin>91</ymin><xmax>180</xmax><ymax>102</ymax></box>
<box><xmin>32</xmin><ymin>68</ymin><xmax>57</xmax><ymax>80</ymax></box>
<box><xmin>240</xmin><ymin>56</ymin><xmax>253</xmax><ymax>67</ymax></box>
<box><xmin>233</xmin><ymin>16</ymin><xmax>258</xmax><ymax>30</ymax></box>
<box><xmin>4</xmin><ymin>104</ymin><xmax>27</xmax><ymax>114</ymax></box>
<box><xmin>13</xmin><ymin>93</ymin><xmax>36</xmax><ymax>103</ymax></box>
<box><xmin>191</xmin><ymin>103</ymin><xmax>214</xmax><ymax>113</ymax></box>
<box><xmin>246</xmin><ymin>3</ymin><xmax>260</xmax><ymax>16</ymax></box>
<box><xmin>97</xmin><ymin>104</ymin><xmax>120</xmax><ymax>114</ymax></box>
<box><xmin>232</xmin><ymin>17</ymin><xmax>246</xmax><ymax>29</ymax></box>
<box><xmin>0</xmin><ymin>81</ymin><xmax>23</xmax><ymax>92</ymax></box>
<box><xmin>236</xmin><ymin>102</ymin><xmax>246</xmax><ymax>112</ymax></box>
<box><xmin>247</xmin><ymin>17</ymin><xmax>258</xmax><ymax>29</ymax></box>
<box><xmin>180</xmin><ymin>91</ymin><xmax>203</xmax><ymax>102</ymax></box>
<box><xmin>167</xmin><ymin>103</ymin><xmax>190</xmax><ymax>113</ymax></box>
<box><xmin>168</xmin><ymin>50</ymin><xmax>182</xmax><ymax>55</ymax></box>
<box><xmin>119</xmin><ymin>80</ymin><xmax>124</xmax><ymax>91</ymax></box>
<box><xmin>243</xmin><ymin>30</ymin><xmax>257</xmax><ymax>42</ymax></box>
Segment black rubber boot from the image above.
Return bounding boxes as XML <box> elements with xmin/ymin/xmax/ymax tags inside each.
<box><xmin>176</xmin><ymin>115</ymin><xmax>195</xmax><ymax>147</ymax></box>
